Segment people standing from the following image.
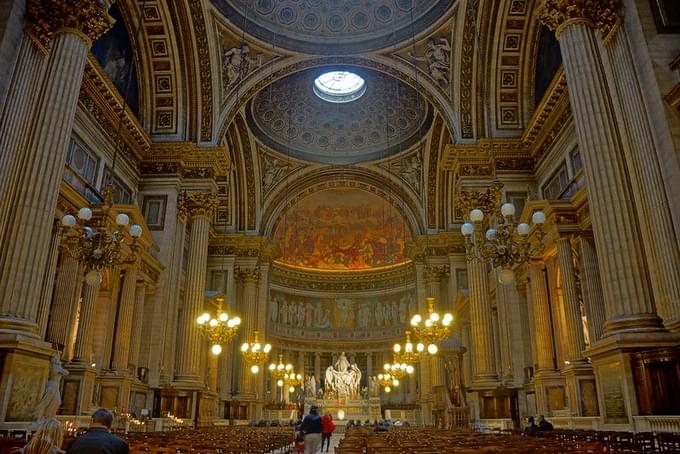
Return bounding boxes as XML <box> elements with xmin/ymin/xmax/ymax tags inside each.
<box><xmin>21</xmin><ymin>418</ymin><xmax>64</xmax><ymax>454</ymax></box>
<box><xmin>299</xmin><ymin>405</ymin><xmax>322</xmax><ymax>454</ymax></box>
<box><xmin>66</xmin><ymin>408</ymin><xmax>129</xmax><ymax>454</ymax></box>
<box><xmin>536</xmin><ymin>415</ymin><xmax>554</xmax><ymax>431</ymax></box>
<box><xmin>320</xmin><ymin>411</ymin><xmax>336</xmax><ymax>453</ymax></box>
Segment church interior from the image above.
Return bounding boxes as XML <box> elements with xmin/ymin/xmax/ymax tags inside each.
<box><xmin>1</xmin><ymin>0</ymin><xmax>680</xmax><ymax>452</ymax></box>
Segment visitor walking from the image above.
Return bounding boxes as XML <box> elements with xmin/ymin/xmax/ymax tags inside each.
<box><xmin>320</xmin><ymin>411</ymin><xmax>336</xmax><ymax>452</ymax></box>
<box><xmin>299</xmin><ymin>405</ymin><xmax>322</xmax><ymax>454</ymax></box>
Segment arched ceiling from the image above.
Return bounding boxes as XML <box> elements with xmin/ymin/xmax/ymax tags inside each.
<box><xmin>211</xmin><ymin>0</ymin><xmax>456</xmax><ymax>55</ymax></box>
<box><xmin>246</xmin><ymin>67</ymin><xmax>433</xmax><ymax>164</ymax></box>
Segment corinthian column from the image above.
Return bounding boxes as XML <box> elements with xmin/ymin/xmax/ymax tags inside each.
<box><xmin>237</xmin><ymin>267</ymin><xmax>260</xmax><ymax>397</ymax></box>
<box><xmin>129</xmin><ymin>283</ymin><xmax>147</xmax><ymax>373</ymax></box>
<box><xmin>529</xmin><ymin>262</ymin><xmax>555</xmax><ymax>372</ymax></box>
<box><xmin>46</xmin><ymin>253</ymin><xmax>83</xmax><ymax>352</ymax></box>
<box><xmin>0</xmin><ymin>1</ymin><xmax>113</xmax><ymax>337</ymax></box>
<box><xmin>555</xmin><ymin>238</ymin><xmax>586</xmax><ymax>362</ymax></box>
<box><xmin>112</xmin><ymin>266</ymin><xmax>138</xmax><ymax>372</ymax></box>
<box><xmin>72</xmin><ymin>279</ymin><xmax>101</xmax><ymax>363</ymax></box>
<box><xmin>175</xmin><ymin>192</ymin><xmax>217</xmax><ymax>384</ymax></box>
<box><xmin>540</xmin><ymin>0</ymin><xmax>663</xmax><ymax>335</ymax></box>
<box><xmin>468</xmin><ymin>258</ymin><xmax>497</xmax><ymax>383</ymax></box>
<box><xmin>578</xmin><ymin>236</ymin><xmax>606</xmax><ymax>342</ymax></box>
<box><xmin>424</xmin><ymin>266</ymin><xmax>448</xmax><ymax>388</ymax></box>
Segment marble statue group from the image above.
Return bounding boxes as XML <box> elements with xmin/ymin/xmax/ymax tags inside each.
<box><xmin>324</xmin><ymin>352</ymin><xmax>362</xmax><ymax>399</ymax></box>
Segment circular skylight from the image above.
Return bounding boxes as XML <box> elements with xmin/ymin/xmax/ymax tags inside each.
<box><xmin>313</xmin><ymin>71</ymin><xmax>366</xmax><ymax>103</ymax></box>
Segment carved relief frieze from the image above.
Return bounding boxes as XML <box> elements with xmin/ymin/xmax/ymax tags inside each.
<box><xmin>378</xmin><ymin>146</ymin><xmax>424</xmax><ymax>198</ymax></box>
<box><xmin>460</xmin><ymin>0</ymin><xmax>477</xmax><ymax>138</ymax></box>
<box><xmin>455</xmin><ymin>181</ymin><xmax>504</xmax><ymax>221</ymax></box>
<box><xmin>188</xmin><ymin>0</ymin><xmax>213</xmax><ymax>141</ymax></box>
<box><xmin>178</xmin><ymin>191</ymin><xmax>219</xmax><ymax>219</ymax></box>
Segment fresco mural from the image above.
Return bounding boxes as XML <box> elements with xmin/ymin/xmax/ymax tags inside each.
<box><xmin>91</xmin><ymin>5</ymin><xmax>139</xmax><ymax>116</ymax></box>
<box><xmin>269</xmin><ymin>289</ymin><xmax>416</xmax><ymax>331</ymax></box>
<box><xmin>273</xmin><ymin>189</ymin><xmax>411</xmax><ymax>271</ymax></box>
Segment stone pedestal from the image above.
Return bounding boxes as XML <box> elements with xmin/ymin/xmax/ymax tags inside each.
<box><xmin>96</xmin><ymin>374</ymin><xmax>133</xmax><ymax>413</ymax></box>
<box><xmin>61</xmin><ymin>363</ymin><xmax>97</xmax><ymax>416</ymax></box>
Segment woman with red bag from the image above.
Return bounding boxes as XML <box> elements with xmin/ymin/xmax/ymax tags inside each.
<box><xmin>320</xmin><ymin>411</ymin><xmax>335</xmax><ymax>453</ymax></box>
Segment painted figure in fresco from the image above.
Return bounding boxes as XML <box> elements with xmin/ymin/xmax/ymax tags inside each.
<box><xmin>35</xmin><ymin>354</ymin><xmax>69</xmax><ymax>420</ymax></box>
<box><xmin>336</xmin><ymin>299</ymin><xmax>354</xmax><ymax>328</ymax></box>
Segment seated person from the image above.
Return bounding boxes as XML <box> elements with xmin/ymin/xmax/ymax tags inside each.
<box><xmin>536</xmin><ymin>415</ymin><xmax>554</xmax><ymax>431</ymax></box>
<box><xmin>66</xmin><ymin>408</ymin><xmax>128</xmax><ymax>454</ymax></box>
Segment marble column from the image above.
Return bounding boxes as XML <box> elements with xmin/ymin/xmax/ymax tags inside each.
<box><xmin>603</xmin><ymin>22</ymin><xmax>680</xmax><ymax>330</ymax></box>
<box><xmin>46</xmin><ymin>253</ymin><xmax>83</xmax><ymax>352</ymax></box>
<box><xmin>175</xmin><ymin>192</ymin><xmax>216</xmax><ymax>384</ymax></box>
<box><xmin>112</xmin><ymin>267</ymin><xmax>138</xmax><ymax>372</ymax></box>
<box><xmin>415</xmin><ymin>261</ymin><xmax>432</xmax><ymax>398</ymax></box>
<box><xmin>555</xmin><ymin>238</ymin><xmax>586</xmax><ymax>362</ymax></box>
<box><xmin>541</xmin><ymin>1</ymin><xmax>663</xmax><ymax>335</ymax></box>
<box><xmin>237</xmin><ymin>267</ymin><xmax>260</xmax><ymax>397</ymax></box>
<box><xmin>72</xmin><ymin>280</ymin><xmax>101</xmax><ymax>363</ymax></box>
<box><xmin>128</xmin><ymin>282</ymin><xmax>147</xmax><ymax>373</ymax></box>
<box><xmin>366</xmin><ymin>353</ymin><xmax>373</xmax><ymax>379</ymax></box>
<box><xmin>0</xmin><ymin>4</ymin><xmax>113</xmax><ymax>336</ymax></box>
<box><xmin>528</xmin><ymin>262</ymin><xmax>555</xmax><ymax>372</ymax></box>
<box><xmin>578</xmin><ymin>236</ymin><xmax>606</xmax><ymax>343</ymax></box>
<box><xmin>36</xmin><ymin>221</ymin><xmax>61</xmax><ymax>340</ymax></box>
<box><xmin>468</xmin><ymin>258</ymin><xmax>497</xmax><ymax>382</ymax></box>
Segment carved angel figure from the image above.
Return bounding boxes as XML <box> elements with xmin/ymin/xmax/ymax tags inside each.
<box><xmin>34</xmin><ymin>354</ymin><xmax>69</xmax><ymax>419</ymax></box>
<box><xmin>409</xmin><ymin>37</ymin><xmax>452</xmax><ymax>86</ymax></box>
<box><xmin>223</xmin><ymin>43</ymin><xmax>262</xmax><ymax>87</ymax></box>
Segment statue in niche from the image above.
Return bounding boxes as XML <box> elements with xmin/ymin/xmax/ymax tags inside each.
<box><xmin>408</xmin><ymin>37</ymin><xmax>451</xmax><ymax>87</ymax></box>
<box><xmin>383</xmin><ymin>301</ymin><xmax>393</xmax><ymax>326</ymax></box>
<box><xmin>280</xmin><ymin>299</ymin><xmax>289</xmax><ymax>325</ymax></box>
<box><xmin>324</xmin><ymin>353</ymin><xmax>362</xmax><ymax>399</ymax></box>
<box><xmin>305</xmin><ymin>303</ymin><xmax>314</xmax><ymax>328</ymax></box>
<box><xmin>288</xmin><ymin>301</ymin><xmax>296</xmax><ymax>326</ymax></box>
<box><xmin>369</xmin><ymin>376</ymin><xmax>379</xmax><ymax>398</ymax></box>
<box><xmin>269</xmin><ymin>296</ymin><xmax>279</xmax><ymax>323</ymax></box>
<box><xmin>262</xmin><ymin>153</ymin><xmax>287</xmax><ymax>194</ymax></box>
<box><xmin>305</xmin><ymin>375</ymin><xmax>317</xmax><ymax>398</ymax></box>
<box><xmin>400</xmin><ymin>153</ymin><xmax>422</xmax><ymax>190</ymax></box>
<box><xmin>297</xmin><ymin>302</ymin><xmax>305</xmax><ymax>328</ymax></box>
<box><xmin>445</xmin><ymin>357</ymin><xmax>466</xmax><ymax>407</ymax></box>
<box><xmin>34</xmin><ymin>354</ymin><xmax>69</xmax><ymax>420</ymax></box>
<box><xmin>222</xmin><ymin>43</ymin><xmax>261</xmax><ymax>88</ymax></box>
<box><xmin>375</xmin><ymin>302</ymin><xmax>384</xmax><ymax>327</ymax></box>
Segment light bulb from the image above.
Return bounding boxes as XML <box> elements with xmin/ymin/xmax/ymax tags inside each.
<box><xmin>384</xmin><ymin>364</ymin><xmax>390</xmax><ymax>371</ymax></box>
<box><xmin>517</xmin><ymin>223</ymin><xmax>530</xmax><ymax>236</ymax></box>
<box><xmin>197</xmin><ymin>316</ymin><xmax>206</xmax><ymax>325</ymax></box>
<box><xmin>269</xmin><ymin>364</ymin><xmax>275</xmax><ymax>371</ymax></box>
<box><xmin>227</xmin><ymin>320</ymin><xmax>235</xmax><ymax>328</ymax></box>
<box><xmin>405</xmin><ymin>342</ymin><xmax>413</xmax><ymax>352</ymax></box>
<box><xmin>443</xmin><ymin>314</ymin><xmax>453</xmax><ymax>326</ymax></box>
<box><xmin>430</xmin><ymin>312</ymin><xmax>440</xmax><ymax>322</ymax></box>
<box><xmin>393</xmin><ymin>379</ymin><xmax>399</xmax><ymax>386</ymax></box>
<box><xmin>277</xmin><ymin>379</ymin><xmax>283</xmax><ymax>387</ymax></box>
<box><xmin>129</xmin><ymin>224</ymin><xmax>143</xmax><ymax>238</ymax></box>
<box><xmin>277</xmin><ymin>364</ymin><xmax>284</xmax><ymax>370</ymax></box>
<box><xmin>416</xmin><ymin>343</ymin><xmax>425</xmax><ymax>352</ymax></box>
<box><xmin>78</xmin><ymin>207</ymin><xmax>93</xmax><ymax>221</ymax></box>
<box><xmin>285</xmin><ymin>364</ymin><xmax>292</xmax><ymax>371</ymax></box>
<box><xmin>425</xmin><ymin>319</ymin><xmax>432</xmax><ymax>327</ymax></box>
<box><xmin>378</xmin><ymin>374</ymin><xmax>384</xmax><ymax>380</ymax></box>
<box><xmin>289</xmin><ymin>386</ymin><xmax>295</xmax><ymax>393</ymax></box>
<box><xmin>406</xmin><ymin>365</ymin><xmax>414</xmax><ymax>374</ymax></box>
<box><xmin>61</xmin><ymin>214</ymin><xmax>77</xmax><ymax>227</ymax></box>
<box><xmin>253</xmin><ymin>343</ymin><xmax>261</xmax><ymax>352</ymax></box>
<box><xmin>264</xmin><ymin>344</ymin><xmax>272</xmax><ymax>353</ymax></box>
<box><xmin>461</xmin><ymin>222</ymin><xmax>474</xmax><ymax>236</ymax></box>
<box><xmin>499</xmin><ymin>269</ymin><xmax>516</xmax><ymax>284</ymax></box>
<box><xmin>485</xmin><ymin>228</ymin><xmax>496</xmax><ymax>241</ymax></box>
<box><xmin>115</xmin><ymin>213</ymin><xmax>130</xmax><ymax>227</ymax></box>
<box><xmin>219</xmin><ymin>313</ymin><xmax>228</xmax><ymax>322</ymax></box>
<box><xmin>201</xmin><ymin>312</ymin><xmax>210</xmax><ymax>320</ymax></box>
<box><xmin>297</xmin><ymin>374</ymin><xmax>302</xmax><ymax>380</ymax></box>
<box><xmin>469</xmin><ymin>209</ymin><xmax>484</xmax><ymax>222</ymax></box>
<box><xmin>411</xmin><ymin>314</ymin><xmax>422</xmax><ymax>325</ymax></box>
<box><xmin>241</xmin><ymin>343</ymin><xmax>249</xmax><ymax>352</ymax></box>
<box><xmin>501</xmin><ymin>203</ymin><xmax>516</xmax><ymax>217</ymax></box>
<box><xmin>85</xmin><ymin>269</ymin><xmax>102</xmax><ymax>287</ymax></box>
<box><xmin>428</xmin><ymin>344</ymin><xmax>438</xmax><ymax>355</ymax></box>
<box><xmin>233</xmin><ymin>317</ymin><xmax>241</xmax><ymax>325</ymax></box>
<box><xmin>250</xmin><ymin>365</ymin><xmax>259</xmax><ymax>374</ymax></box>
<box><xmin>384</xmin><ymin>386</ymin><xmax>391</xmax><ymax>393</ymax></box>
<box><xmin>209</xmin><ymin>319</ymin><xmax>218</xmax><ymax>327</ymax></box>
<box><xmin>211</xmin><ymin>344</ymin><xmax>222</xmax><ymax>355</ymax></box>
<box><xmin>532</xmin><ymin>211</ymin><xmax>546</xmax><ymax>225</ymax></box>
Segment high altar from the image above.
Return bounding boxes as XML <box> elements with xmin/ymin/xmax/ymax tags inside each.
<box><xmin>304</xmin><ymin>353</ymin><xmax>381</xmax><ymax>424</ymax></box>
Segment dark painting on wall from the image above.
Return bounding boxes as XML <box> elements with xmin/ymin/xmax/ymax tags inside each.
<box><xmin>534</xmin><ymin>26</ymin><xmax>562</xmax><ymax>108</ymax></box>
<box><xmin>91</xmin><ymin>5</ymin><xmax>139</xmax><ymax>116</ymax></box>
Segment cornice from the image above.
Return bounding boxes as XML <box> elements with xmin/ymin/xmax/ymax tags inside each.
<box><xmin>141</xmin><ymin>142</ymin><xmax>230</xmax><ymax>179</ymax></box>
<box><xmin>208</xmin><ymin>234</ymin><xmax>280</xmax><ymax>261</ymax></box>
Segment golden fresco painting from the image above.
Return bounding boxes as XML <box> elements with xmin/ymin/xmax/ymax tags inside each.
<box><xmin>273</xmin><ymin>189</ymin><xmax>411</xmax><ymax>271</ymax></box>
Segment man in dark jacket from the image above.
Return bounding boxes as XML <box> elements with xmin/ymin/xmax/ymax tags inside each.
<box><xmin>299</xmin><ymin>405</ymin><xmax>322</xmax><ymax>454</ymax></box>
<box><xmin>536</xmin><ymin>415</ymin><xmax>554</xmax><ymax>431</ymax></box>
<box><xmin>67</xmin><ymin>408</ymin><xmax>129</xmax><ymax>454</ymax></box>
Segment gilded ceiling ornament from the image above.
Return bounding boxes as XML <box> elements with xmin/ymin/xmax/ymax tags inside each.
<box><xmin>26</xmin><ymin>0</ymin><xmax>115</xmax><ymax>48</ymax></box>
<box><xmin>408</xmin><ymin>37</ymin><xmax>452</xmax><ymax>87</ymax></box>
<box><xmin>177</xmin><ymin>191</ymin><xmax>219</xmax><ymax>219</ymax></box>
<box><xmin>456</xmin><ymin>182</ymin><xmax>504</xmax><ymax>220</ymax></box>
<box><xmin>539</xmin><ymin>0</ymin><xmax>622</xmax><ymax>41</ymax></box>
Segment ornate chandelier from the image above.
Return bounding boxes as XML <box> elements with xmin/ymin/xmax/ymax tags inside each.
<box><xmin>460</xmin><ymin>188</ymin><xmax>546</xmax><ymax>283</ymax></box>
<box><xmin>382</xmin><ymin>359</ymin><xmax>415</xmax><ymax>380</ymax></box>
<box><xmin>376</xmin><ymin>373</ymin><xmax>400</xmax><ymax>393</ymax></box>
<box><xmin>283</xmin><ymin>369</ymin><xmax>303</xmax><ymax>393</ymax></box>
<box><xmin>409</xmin><ymin>297</ymin><xmax>453</xmax><ymax>353</ymax></box>
<box><xmin>269</xmin><ymin>353</ymin><xmax>294</xmax><ymax>383</ymax></box>
<box><xmin>196</xmin><ymin>297</ymin><xmax>241</xmax><ymax>355</ymax></box>
<box><xmin>61</xmin><ymin>195</ymin><xmax>143</xmax><ymax>286</ymax></box>
<box><xmin>393</xmin><ymin>330</ymin><xmax>427</xmax><ymax>365</ymax></box>
<box><xmin>240</xmin><ymin>330</ymin><xmax>272</xmax><ymax>374</ymax></box>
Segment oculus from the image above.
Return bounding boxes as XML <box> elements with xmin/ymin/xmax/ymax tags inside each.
<box><xmin>313</xmin><ymin>71</ymin><xmax>366</xmax><ymax>104</ymax></box>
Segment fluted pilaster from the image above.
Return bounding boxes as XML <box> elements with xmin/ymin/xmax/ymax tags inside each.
<box><xmin>556</xmin><ymin>238</ymin><xmax>586</xmax><ymax>361</ymax></box>
<box><xmin>424</xmin><ymin>265</ymin><xmax>448</xmax><ymax>388</ymax></box>
<box><xmin>237</xmin><ymin>267</ymin><xmax>260</xmax><ymax>395</ymax></box>
<box><xmin>604</xmin><ymin>26</ymin><xmax>680</xmax><ymax>330</ymax></box>
<box><xmin>529</xmin><ymin>262</ymin><xmax>555</xmax><ymax>372</ymax></box>
<box><xmin>37</xmin><ymin>222</ymin><xmax>62</xmax><ymax>339</ymax></box>
<box><xmin>553</xmin><ymin>20</ymin><xmax>663</xmax><ymax>334</ymax></box>
<box><xmin>46</xmin><ymin>254</ymin><xmax>83</xmax><ymax>351</ymax></box>
<box><xmin>468</xmin><ymin>258</ymin><xmax>497</xmax><ymax>382</ymax></box>
<box><xmin>175</xmin><ymin>212</ymin><xmax>212</xmax><ymax>382</ymax></box>
<box><xmin>578</xmin><ymin>237</ymin><xmax>606</xmax><ymax>342</ymax></box>
<box><xmin>72</xmin><ymin>280</ymin><xmax>100</xmax><ymax>363</ymax></box>
<box><xmin>129</xmin><ymin>283</ymin><xmax>146</xmax><ymax>372</ymax></box>
<box><xmin>414</xmin><ymin>261</ymin><xmax>431</xmax><ymax>397</ymax></box>
<box><xmin>0</xmin><ymin>30</ymin><xmax>91</xmax><ymax>335</ymax></box>
<box><xmin>112</xmin><ymin>267</ymin><xmax>138</xmax><ymax>371</ymax></box>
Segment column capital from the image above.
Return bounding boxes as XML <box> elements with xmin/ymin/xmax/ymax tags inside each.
<box><xmin>424</xmin><ymin>265</ymin><xmax>450</xmax><ymax>283</ymax></box>
<box><xmin>178</xmin><ymin>191</ymin><xmax>218</xmax><ymax>220</ymax></box>
<box><xmin>26</xmin><ymin>0</ymin><xmax>115</xmax><ymax>49</ymax></box>
<box><xmin>236</xmin><ymin>267</ymin><xmax>260</xmax><ymax>284</ymax></box>
<box><xmin>540</xmin><ymin>0</ymin><xmax>622</xmax><ymax>41</ymax></box>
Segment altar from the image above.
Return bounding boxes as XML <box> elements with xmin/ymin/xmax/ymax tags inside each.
<box><xmin>304</xmin><ymin>397</ymin><xmax>382</xmax><ymax>427</ymax></box>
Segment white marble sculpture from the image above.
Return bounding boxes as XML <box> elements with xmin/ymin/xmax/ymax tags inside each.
<box><xmin>324</xmin><ymin>352</ymin><xmax>361</xmax><ymax>399</ymax></box>
<box><xmin>34</xmin><ymin>354</ymin><xmax>69</xmax><ymax>420</ymax></box>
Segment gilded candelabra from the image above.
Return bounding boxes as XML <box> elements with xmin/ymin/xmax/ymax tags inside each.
<box><xmin>382</xmin><ymin>358</ymin><xmax>415</xmax><ymax>380</ymax></box>
<box><xmin>375</xmin><ymin>373</ymin><xmax>400</xmax><ymax>393</ymax></box>
<box><xmin>409</xmin><ymin>297</ymin><xmax>453</xmax><ymax>354</ymax></box>
<box><xmin>393</xmin><ymin>330</ymin><xmax>426</xmax><ymax>365</ymax></box>
<box><xmin>196</xmin><ymin>298</ymin><xmax>241</xmax><ymax>355</ymax></box>
<box><xmin>240</xmin><ymin>330</ymin><xmax>272</xmax><ymax>374</ymax></box>
<box><xmin>61</xmin><ymin>190</ymin><xmax>143</xmax><ymax>286</ymax></box>
<box><xmin>269</xmin><ymin>354</ymin><xmax>294</xmax><ymax>385</ymax></box>
<box><xmin>461</xmin><ymin>200</ymin><xmax>546</xmax><ymax>284</ymax></box>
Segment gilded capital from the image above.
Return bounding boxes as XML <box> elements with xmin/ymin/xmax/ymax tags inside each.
<box><xmin>178</xmin><ymin>191</ymin><xmax>219</xmax><ymax>220</ymax></box>
<box><xmin>26</xmin><ymin>0</ymin><xmax>115</xmax><ymax>48</ymax></box>
<box><xmin>236</xmin><ymin>267</ymin><xmax>260</xmax><ymax>284</ymax></box>
<box><xmin>539</xmin><ymin>0</ymin><xmax>622</xmax><ymax>40</ymax></box>
<box><xmin>424</xmin><ymin>265</ymin><xmax>450</xmax><ymax>283</ymax></box>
